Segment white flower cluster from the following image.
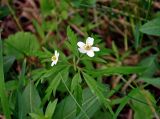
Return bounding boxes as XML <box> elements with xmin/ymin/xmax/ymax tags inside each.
<box><xmin>51</xmin><ymin>37</ymin><xmax>100</xmax><ymax>66</ymax></box>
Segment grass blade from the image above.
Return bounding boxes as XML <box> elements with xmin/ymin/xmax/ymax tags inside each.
<box><xmin>0</xmin><ymin>32</ymin><xmax>11</xmax><ymax>119</ymax></box>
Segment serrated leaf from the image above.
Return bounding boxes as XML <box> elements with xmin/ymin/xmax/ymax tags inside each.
<box><xmin>44</xmin><ymin>74</ymin><xmax>61</xmax><ymax>101</ymax></box>
<box><xmin>4</xmin><ymin>32</ymin><xmax>40</xmax><ymax>59</ymax></box>
<box><xmin>140</xmin><ymin>18</ymin><xmax>160</xmax><ymax>36</ymax></box>
<box><xmin>43</xmin><ymin>67</ymin><xmax>69</xmax><ymax>103</ymax></box>
<box><xmin>67</xmin><ymin>26</ymin><xmax>78</xmax><ymax>56</ymax></box>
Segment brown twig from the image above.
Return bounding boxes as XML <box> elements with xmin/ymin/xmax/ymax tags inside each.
<box><xmin>70</xmin><ymin>24</ymin><xmax>85</xmax><ymax>37</ymax></box>
<box><xmin>121</xmin><ymin>74</ymin><xmax>137</xmax><ymax>92</ymax></box>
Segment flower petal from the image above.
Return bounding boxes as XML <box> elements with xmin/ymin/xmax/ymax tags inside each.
<box><xmin>78</xmin><ymin>48</ymin><xmax>87</xmax><ymax>53</ymax></box>
<box><xmin>86</xmin><ymin>37</ymin><xmax>94</xmax><ymax>46</ymax></box>
<box><xmin>92</xmin><ymin>47</ymin><xmax>100</xmax><ymax>52</ymax></box>
<box><xmin>54</xmin><ymin>60</ymin><xmax>58</xmax><ymax>64</ymax></box>
<box><xmin>77</xmin><ymin>41</ymin><xmax>85</xmax><ymax>48</ymax></box>
<box><xmin>55</xmin><ymin>51</ymin><xmax>59</xmax><ymax>57</ymax></box>
<box><xmin>55</xmin><ymin>50</ymin><xmax>57</xmax><ymax>55</ymax></box>
<box><xmin>51</xmin><ymin>61</ymin><xmax>55</xmax><ymax>66</ymax></box>
<box><xmin>87</xmin><ymin>50</ymin><xmax>94</xmax><ymax>57</ymax></box>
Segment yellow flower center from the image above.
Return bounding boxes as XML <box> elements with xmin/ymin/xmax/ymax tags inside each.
<box><xmin>51</xmin><ymin>55</ymin><xmax>57</xmax><ymax>61</ymax></box>
<box><xmin>84</xmin><ymin>44</ymin><xmax>91</xmax><ymax>50</ymax></box>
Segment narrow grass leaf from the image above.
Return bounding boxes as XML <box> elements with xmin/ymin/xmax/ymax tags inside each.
<box><xmin>85</xmin><ymin>66</ymin><xmax>146</xmax><ymax>77</ymax></box>
<box><xmin>0</xmin><ymin>37</ymin><xmax>11</xmax><ymax>119</ymax></box>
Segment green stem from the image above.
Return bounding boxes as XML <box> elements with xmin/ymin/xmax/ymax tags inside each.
<box><xmin>0</xmin><ymin>30</ymin><xmax>11</xmax><ymax>119</ymax></box>
<box><xmin>6</xmin><ymin>2</ymin><xmax>23</xmax><ymax>31</ymax></box>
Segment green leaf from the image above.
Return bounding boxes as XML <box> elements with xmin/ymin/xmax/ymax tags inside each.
<box><xmin>43</xmin><ymin>67</ymin><xmax>69</xmax><ymax>103</ymax></box>
<box><xmin>81</xmin><ymin>56</ymin><xmax>107</xmax><ymax>63</ymax></box>
<box><xmin>92</xmin><ymin>110</ymin><xmax>112</xmax><ymax>119</ymax></box>
<box><xmin>140</xmin><ymin>18</ymin><xmax>160</xmax><ymax>36</ymax></box>
<box><xmin>70</xmin><ymin>14</ymin><xmax>83</xmax><ymax>25</ymax></box>
<box><xmin>32</xmin><ymin>64</ymin><xmax>67</xmax><ymax>85</ymax></box>
<box><xmin>131</xmin><ymin>19</ymin><xmax>143</xmax><ymax>49</ymax></box>
<box><xmin>45</xmin><ymin>99</ymin><xmax>58</xmax><ymax>119</ymax></box>
<box><xmin>71</xmin><ymin>73</ymin><xmax>82</xmax><ymax>92</ymax></box>
<box><xmin>130</xmin><ymin>90</ymin><xmax>156</xmax><ymax>119</ymax></box>
<box><xmin>57</xmin><ymin>67</ymin><xmax>70</xmax><ymax>92</ymax></box>
<box><xmin>44</xmin><ymin>74</ymin><xmax>61</xmax><ymax>101</ymax></box>
<box><xmin>22</xmin><ymin>81</ymin><xmax>42</xmax><ymax>118</ymax></box>
<box><xmin>82</xmin><ymin>73</ymin><xmax>114</xmax><ymax>115</ymax></box>
<box><xmin>85</xmin><ymin>66</ymin><xmax>147</xmax><ymax>77</ymax></box>
<box><xmin>40</xmin><ymin>0</ymin><xmax>55</xmax><ymax>15</ymax></box>
<box><xmin>0</xmin><ymin>6</ymin><xmax>10</xmax><ymax>19</ymax></box>
<box><xmin>74</xmin><ymin>84</ymin><xmax>82</xmax><ymax>115</ymax></box>
<box><xmin>4</xmin><ymin>32</ymin><xmax>40</xmax><ymax>59</ymax></box>
<box><xmin>29</xmin><ymin>113</ymin><xmax>45</xmax><ymax>119</ymax></box>
<box><xmin>32</xmin><ymin>20</ymin><xmax>45</xmax><ymax>40</ymax></box>
<box><xmin>70</xmin><ymin>73</ymin><xmax>82</xmax><ymax>114</ymax></box>
<box><xmin>139</xmin><ymin>55</ymin><xmax>158</xmax><ymax>77</ymax></box>
<box><xmin>0</xmin><ymin>35</ymin><xmax>11</xmax><ymax>119</ymax></box>
<box><xmin>3</xmin><ymin>56</ymin><xmax>15</xmax><ymax>73</ymax></box>
<box><xmin>5</xmin><ymin>80</ymin><xmax>18</xmax><ymax>91</ymax></box>
<box><xmin>53</xmin><ymin>88</ymin><xmax>101</xmax><ymax>119</ymax></box>
<box><xmin>113</xmin><ymin>88</ymin><xmax>140</xmax><ymax>119</ymax></box>
<box><xmin>71</xmin><ymin>0</ymin><xmax>96</xmax><ymax>7</ymax></box>
<box><xmin>67</xmin><ymin>26</ymin><xmax>78</xmax><ymax>56</ymax></box>
<box><xmin>112</xmin><ymin>41</ymin><xmax>119</xmax><ymax>59</ymax></box>
<box><xmin>139</xmin><ymin>77</ymin><xmax>160</xmax><ymax>89</ymax></box>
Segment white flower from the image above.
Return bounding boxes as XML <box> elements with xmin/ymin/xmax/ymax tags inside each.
<box><xmin>77</xmin><ymin>37</ymin><xmax>100</xmax><ymax>57</ymax></box>
<box><xmin>51</xmin><ymin>50</ymin><xmax>59</xmax><ymax>66</ymax></box>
